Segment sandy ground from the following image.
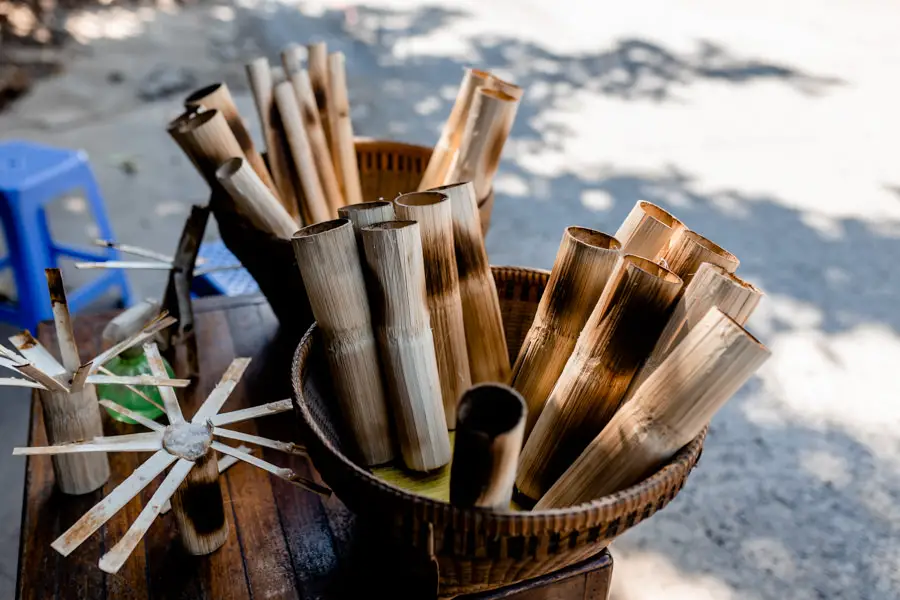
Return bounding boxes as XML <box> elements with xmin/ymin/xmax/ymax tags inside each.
<box><xmin>2</xmin><ymin>0</ymin><xmax>899</xmax><ymax>597</ymax></box>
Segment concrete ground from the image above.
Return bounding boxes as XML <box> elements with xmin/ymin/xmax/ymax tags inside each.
<box><xmin>3</xmin><ymin>0</ymin><xmax>899</xmax><ymax>597</ymax></box>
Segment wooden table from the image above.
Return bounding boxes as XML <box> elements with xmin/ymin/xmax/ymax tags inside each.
<box><xmin>17</xmin><ymin>296</ymin><xmax>612</xmax><ymax>599</ymax></box>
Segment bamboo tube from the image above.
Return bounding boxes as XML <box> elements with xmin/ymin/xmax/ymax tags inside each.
<box><xmin>361</xmin><ymin>221</ymin><xmax>451</xmax><ymax>472</ymax></box>
<box><xmin>627</xmin><ymin>263</ymin><xmax>763</xmax><ymax>397</ymax></box>
<box><xmin>614</xmin><ymin>200</ymin><xmax>684</xmax><ymax>261</ymax></box>
<box><xmin>281</xmin><ymin>43</ymin><xmax>304</xmax><ymax>76</ymax></box>
<box><xmin>394</xmin><ymin>192</ymin><xmax>471</xmax><ymax>429</ymax></box>
<box><xmin>338</xmin><ymin>201</ymin><xmax>395</xmax><ymax>246</ymax></box>
<box><xmin>430</xmin><ymin>182</ymin><xmax>508</xmax><ymax>383</ymax></box>
<box><xmin>510</xmin><ymin>228</ymin><xmax>621</xmax><ymax>436</ymax></box>
<box><xmin>168</xmin><ymin>109</ymin><xmax>244</xmax><ymax>188</ymax></box>
<box><xmin>246</xmin><ymin>57</ymin><xmax>300</xmax><ymax>220</ymax></box>
<box><xmin>216</xmin><ymin>157</ymin><xmax>298</xmax><ymax>239</ymax></box>
<box><xmin>184</xmin><ymin>82</ymin><xmax>277</xmax><ymax>196</ymax></box>
<box><xmin>290</xmin><ymin>69</ymin><xmax>344</xmax><ymax>215</ymax></box>
<box><xmin>170</xmin><ymin>451</ymin><xmax>229</xmax><ymax>555</ymax></box>
<box><xmin>273</xmin><ymin>81</ymin><xmax>331</xmax><ymax>224</ymax></box>
<box><xmin>663</xmin><ymin>229</ymin><xmax>739</xmax><ymax>285</ymax></box>
<box><xmin>291</xmin><ymin>220</ymin><xmax>394</xmax><ymax>465</ymax></box>
<box><xmin>485</xmin><ymin>74</ymin><xmax>524</xmax><ymax>101</ymax></box>
<box><xmin>516</xmin><ymin>255</ymin><xmax>683</xmax><ymax>501</ymax></box>
<box><xmin>449</xmin><ymin>384</ymin><xmax>526</xmax><ymax>509</ymax></box>
<box><xmin>326</xmin><ymin>52</ymin><xmax>363</xmax><ymax>206</ymax></box>
<box><xmin>418</xmin><ymin>68</ymin><xmax>491</xmax><ymax>191</ymax></box>
<box><xmin>445</xmin><ymin>88</ymin><xmax>518</xmax><ymax>200</ymax></box>
<box><xmin>307</xmin><ymin>42</ymin><xmax>333</xmax><ymax>153</ymax></box>
<box><xmin>536</xmin><ymin>308</ymin><xmax>770</xmax><ymax>508</ymax></box>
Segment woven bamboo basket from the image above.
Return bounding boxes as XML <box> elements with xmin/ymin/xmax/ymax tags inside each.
<box><xmin>212</xmin><ymin>138</ymin><xmax>495</xmax><ymax>333</ymax></box>
<box><xmin>291</xmin><ymin>266</ymin><xmax>706</xmax><ymax>597</ymax></box>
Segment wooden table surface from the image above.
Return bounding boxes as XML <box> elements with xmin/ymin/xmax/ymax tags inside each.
<box><xmin>16</xmin><ymin>295</ymin><xmax>611</xmax><ymax>599</ymax></box>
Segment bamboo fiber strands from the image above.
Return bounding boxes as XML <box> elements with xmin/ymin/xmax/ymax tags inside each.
<box><xmin>663</xmin><ymin>228</ymin><xmax>739</xmax><ymax>284</ymax></box>
<box><xmin>394</xmin><ymin>191</ymin><xmax>471</xmax><ymax>429</ymax></box>
<box><xmin>168</xmin><ymin>109</ymin><xmax>244</xmax><ymax>188</ymax></box>
<box><xmin>216</xmin><ymin>158</ymin><xmax>298</xmax><ymax>240</ymax></box>
<box><xmin>536</xmin><ymin>308</ymin><xmax>770</xmax><ymax>508</ymax></box>
<box><xmin>510</xmin><ymin>227</ymin><xmax>621</xmax><ymax>436</ymax></box>
<box><xmin>327</xmin><ymin>52</ymin><xmax>363</xmax><ymax>206</ymax></box>
<box><xmin>431</xmin><ymin>182</ymin><xmax>509</xmax><ymax>383</ymax></box>
<box><xmin>291</xmin><ymin>219</ymin><xmax>393</xmax><ymax>465</ymax></box>
<box><xmin>449</xmin><ymin>384</ymin><xmax>526</xmax><ymax>509</ymax></box>
<box><xmin>516</xmin><ymin>255</ymin><xmax>683</xmax><ymax>501</ymax></box>
<box><xmin>614</xmin><ymin>200</ymin><xmax>684</xmax><ymax>261</ymax></box>
<box><xmin>362</xmin><ymin>221</ymin><xmax>451</xmax><ymax>472</ymax></box>
<box><xmin>184</xmin><ymin>82</ymin><xmax>277</xmax><ymax>197</ymax></box>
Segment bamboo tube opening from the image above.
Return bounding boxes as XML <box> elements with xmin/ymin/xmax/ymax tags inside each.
<box><xmin>680</xmin><ymin>230</ymin><xmax>737</xmax><ymax>264</ymax></box>
<box><xmin>339</xmin><ymin>201</ymin><xmax>393</xmax><ymax>218</ymax></box>
<box><xmin>456</xmin><ymin>385</ymin><xmax>524</xmax><ymax>437</ymax></box>
<box><xmin>184</xmin><ymin>83</ymin><xmax>224</xmax><ymax>105</ymax></box>
<box><xmin>637</xmin><ymin>201</ymin><xmax>680</xmax><ymax>228</ymax></box>
<box><xmin>486</xmin><ymin>75</ymin><xmax>523</xmax><ymax>100</ymax></box>
<box><xmin>215</xmin><ymin>157</ymin><xmax>242</xmax><ymax>180</ymax></box>
<box><xmin>395</xmin><ymin>191</ymin><xmax>447</xmax><ymax>207</ymax></box>
<box><xmin>178</xmin><ymin>108</ymin><xmax>218</xmax><ymax>132</ymax></box>
<box><xmin>293</xmin><ymin>218</ymin><xmax>347</xmax><ymax>239</ymax></box>
<box><xmin>623</xmin><ymin>254</ymin><xmax>683</xmax><ymax>284</ymax></box>
<box><xmin>567</xmin><ymin>226</ymin><xmax>620</xmax><ymax>250</ymax></box>
<box><xmin>167</xmin><ymin>109</ymin><xmax>201</xmax><ymax>133</ymax></box>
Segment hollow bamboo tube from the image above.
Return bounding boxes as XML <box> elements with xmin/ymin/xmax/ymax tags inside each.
<box><xmin>445</xmin><ymin>88</ymin><xmax>519</xmax><ymax>200</ymax></box>
<box><xmin>485</xmin><ymin>74</ymin><xmax>524</xmax><ymax>101</ymax></box>
<box><xmin>327</xmin><ymin>52</ymin><xmax>363</xmax><ymax>206</ymax></box>
<box><xmin>168</xmin><ymin>109</ymin><xmax>244</xmax><ymax>188</ymax></box>
<box><xmin>246</xmin><ymin>57</ymin><xmax>300</xmax><ymax>221</ymax></box>
<box><xmin>417</xmin><ymin>68</ymin><xmax>491</xmax><ymax>191</ymax></box>
<box><xmin>536</xmin><ymin>308</ymin><xmax>770</xmax><ymax>508</ymax></box>
<box><xmin>290</xmin><ymin>69</ymin><xmax>344</xmax><ymax>215</ymax></box>
<box><xmin>394</xmin><ymin>192</ymin><xmax>471</xmax><ymax>429</ymax></box>
<box><xmin>167</xmin><ymin>109</ymin><xmax>204</xmax><ymax>176</ymax></box>
<box><xmin>663</xmin><ymin>229</ymin><xmax>739</xmax><ymax>285</ymax></box>
<box><xmin>361</xmin><ymin>221</ymin><xmax>451</xmax><ymax>472</ymax></box>
<box><xmin>216</xmin><ymin>157</ymin><xmax>298</xmax><ymax>239</ymax></box>
<box><xmin>516</xmin><ymin>255</ymin><xmax>683</xmax><ymax>501</ymax></box>
<box><xmin>291</xmin><ymin>220</ymin><xmax>393</xmax><ymax>465</ymax></box>
<box><xmin>510</xmin><ymin>228</ymin><xmax>621</xmax><ymax>436</ymax></box>
<box><xmin>281</xmin><ymin>43</ymin><xmax>304</xmax><ymax>76</ymax></box>
<box><xmin>273</xmin><ymin>81</ymin><xmax>331</xmax><ymax>224</ymax></box>
<box><xmin>338</xmin><ymin>201</ymin><xmax>395</xmax><ymax>247</ymax></box>
<box><xmin>170</xmin><ymin>451</ymin><xmax>228</xmax><ymax>554</ymax></box>
<box><xmin>449</xmin><ymin>384</ymin><xmax>526</xmax><ymax>509</ymax></box>
<box><xmin>307</xmin><ymin>42</ymin><xmax>333</xmax><ymax>154</ymax></box>
<box><xmin>430</xmin><ymin>182</ymin><xmax>508</xmax><ymax>383</ymax></box>
<box><xmin>614</xmin><ymin>200</ymin><xmax>684</xmax><ymax>261</ymax></box>
<box><xmin>627</xmin><ymin>263</ymin><xmax>763</xmax><ymax>397</ymax></box>
<box><xmin>184</xmin><ymin>82</ymin><xmax>277</xmax><ymax>196</ymax></box>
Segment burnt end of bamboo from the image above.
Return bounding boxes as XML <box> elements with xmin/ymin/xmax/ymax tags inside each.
<box><xmin>170</xmin><ymin>451</ymin><xmax>228</xmax><ymax>555</ymax></box>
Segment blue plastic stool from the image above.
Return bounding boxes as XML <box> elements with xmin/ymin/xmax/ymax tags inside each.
<box><xmin>0</xmin><ymin>140</ymin><xmax>132</xmax><ymax>331</ymax></box>
<box><xmin>192</xmin><ymin>240</ymin><xmax>259</xmax><ymax>297</ymax></box>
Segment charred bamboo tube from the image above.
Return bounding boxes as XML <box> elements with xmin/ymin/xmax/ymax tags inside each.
<box><xmin>307</xmin><ymin>42</ymin><xmax>333</xmax><ymax>153</ymax></box>
<box><xmin>246</xmin><ymin>57</ymin><xmax>300</xmax><ymax>221</ymax></box>
<box><xmin>417</xmin><ymin>68</ymin><xmax>491</xmax><ymax>191</ymax></box>
<box><xmin>394</xmin><ymin>191</ymin><xmax>471</xmax><ymax>428</ymax></box>
<box><xmin>449</xmin><ymin>384</ymin><xmax>526</xmax><ymax>509</ymax></box>
<box><xmin>338</xmin><ymin>201</ymin><xmax>395</xmax><ymax>246</ymax></box>
<box><xmin>362</xmin><ymin>221</ymin><xmax>451</xmax><ymax>471</ymax></box>
<box><xmin>510</xmin><ymin>228</ymin><xmax>621</xmax><ymax>436</ymax></box>
<box><xmin>445</xmin><ymin>88</ymin><xmax>519</xmax><ymax>200</ymax></box>
<box><xmin>273</xmin><ymin>81</ymin><xmax>331</xmax><ymax>224</ymax></box>
<box><xmin>170</xmin><ymin>451</ymin><xmax>228</xmax><ymax>554</ymax></box>
<box><xmin>184</xmin><ymin>82</ymin><xmax>277</xmax><ymax>196</ymax></box>
<box><xmin>627</xmin><ymin>263</ymin><xmax>762</xmax><ymax>397</ymax></box>
<box><xmin>290</xmin><ymin>69</ymin><xmax>344</xmax><ymax>215</ymax></box>
<box><xmin>516</xmin><ymin>255</ymin><xmax>683</xmax><ymax>501</ymax></box>
<box><xmin>327</xmin><ymin>52</ymin><xmax>363</xmax><ymax>206</ymax></box>
<box><xmin>614</xmin><ymin>200</ymin><xmax>684</xmax><ymax>261</ymax></box>
<box><xmin>536</xmin><ymin>308</ymin><xmax>770</xmax><ymax>508</ymax></box>
<box><xmin>430</xmin><ymin>182</ymin><xmax>508</xmax><ymax>383</ymax></box>
<box><xmin>168</xmin><ymin>109</ymin><xmax>244</xmax><ymax>188</ymax></box>
<box><xmin>216</xmin><ymin>157</ymin><xmax>298</xmax><ymax>239</ymax></box>
<box><xmin>663</xmin><ymin>229</ymin><xmax>739</xmax><ymax>285</ymax></box>
<box><xmin>291</xmin><ymin>219</ymin><xmax>394</xmax><ymax>465</ymax></box>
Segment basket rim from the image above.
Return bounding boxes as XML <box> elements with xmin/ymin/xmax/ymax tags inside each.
<box><xmin>291</xmin><ymin>265</ymin><xmax>705</xmax><ymax>532</ymax></box>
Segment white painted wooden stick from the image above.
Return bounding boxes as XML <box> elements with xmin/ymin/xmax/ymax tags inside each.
<box><xmin>211</xmin><ymin>399</ymin><xmax>293</xmax><ymax>426</ymax></box>
<box><xmin>13</xmin><ymin>437</ymin><xmax>162</xmax><ymax>455</ymax></box>
<box><xmin>98</xmin><ymin>399</ymin><xmax>166</xmax><ymax>432</ymax></box>
<box><xmin>92</xmin><ymin>239</ymin><xmax>174</xmax><ymax>264</ymax></box>
<box><xmin>75</xmin><ymin>261</ymin><xmax>171</xmax><ymax>271</ymax></box>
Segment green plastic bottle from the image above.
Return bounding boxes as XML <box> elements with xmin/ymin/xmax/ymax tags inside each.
<box><xmin>96</xmin><ymin>346</ymin><xmax>172</xmax><ymax>424</ymax></box>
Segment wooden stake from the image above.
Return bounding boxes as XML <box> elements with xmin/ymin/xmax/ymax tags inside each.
<box><xmin>418</xmin><ymin>68</ymin><xmax>491</xmax><ymax>191</ymax></box>
<box><xmin>361</xmin><ymin>221</ymin><xmax>451</xmax><ymax>472</ymax></box>
<box><xmin>168</xmin><ymin>108</ymin><xmax>244</xmax><ymax>188</ymax></box>
<box><xmin>430</xmin><ymin>182</ymin><xmax>508</xmax><ymax>383</ymax></box>
<box><xmin>614</xmin><ymin>200</ymin><xmax>684</xmax><ymax>260</ymax></box>
<box><xmin>394</xmin><ymin>192</ymin><xmax>471</xmax><ymax>428</ymax></box>
<box><xmin>45</xmin><ymin>269</ymin><xmax>80</xmax><ymax>373</ymax></box>
<box><xmin>291</xmin><ymin>220</ymin><xmax>394</xmax><ymax>465</ymax></box>
<box><xmin>216</xmin><ymin>157</ymin><xmax>299</xmax><ymax>239</ymax></box>
<box><xmin>273</xmin><ymin>80</ymin><xmax>331</xmax><ymax>224</ymax></box>
<box><xmin>516</xmin><ymin>255</ymin><xmax>683</xmax><ymax>501</ymax></box>
<box><xmin>449</xmin><ymin>383</ymin><xmax>525</xmax><ymax>509</ymax></box>
<box><xmin>326</xmin><ymin>52</ymin><xmax>363</xmax><ymax>205</ymax></box>
<box><xmin>536</xmin><ymin>308</ymin><xmax>770</xmax><ymax>508</ymax></box>
<box><xmin>510</xmin><ymin>227</ymin><xmax>621</xmax><ymax>435</ymax></box>
<box><xmin>170</xmin><ymin>451</ymin><xmax>229</xmax><ymax>555</ymax></box>
<box><xmin>184</xmin><ymin>82</ymin><xmax>278</xmax><ymax>196</ymax></box>
<box><xmin>338</xmin><ymin>201</ymin><xmax>395</xmax><ymax>246</ymax></box>
<box><xmin>663</xmin><ymin>229</ymin><xmax>739</xmax><ymax>285</ymax></box>
<box><xmin>290</xmin><ymin>69</ymin><xmax>344</xmax><ymax>215</ymax></box>
<box><xmin>246</xmin><ymin>57</ymin><xmax>300</xmax><ymax>220</ymax></box>
<box><xmin>307</xmin><ymin>42</ymin><xmax>333</xmax><ymax>153</ymax></box>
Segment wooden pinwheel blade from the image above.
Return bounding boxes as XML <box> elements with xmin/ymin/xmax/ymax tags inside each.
<box><xmin>14</xmin><ymin>436</ymin><xmax>162</xmax><ymax>456</ymax></box>
<box><xmin>85</xmin><ymin>374</ymin><xmax>191</xmax><ymax>388</ymax></box>
<box><xmin>210</xmin><ymin>441</ymin><xmax>330</xmax><ymax>497</ymax></box>
<box><xmin>210</xmin><ymin>399</ymin><xmax>292</xmax><ymax>426</ymax></box>
<box><xmin>97</xmin><ymin>366</ymin><xmax>166</xmax><ymax>413</ymax></box>
<box><xmin>0</xmin><ymin>377</ymin><xmax>45</xmax><ymax>389</ymax></box>
<box><xmin>12</xmin><ymin>362</ymin><xmax>67</xmax><ymax>393</ymax></box>
<box><xmin>98</xmin><ymin>400</ymin><xmax>166</xmax><ymax>432</ymax></box>
<box><xmin>92</xmin><ymin>431</ymin><xmax>161</xmax><ymax>444</ymax></box>
<box><xmin>193</xmin><ymin>264</ymin><xmax>241</xmax><ymax>276</ymax></box>
<box><xmin>45</xmin><ymin>269</ymin><xmax>81</xmax><ymax>373</ymax></box>
<box><xmin>51</xmin><ymin>450</ymin><xmax>177</xmax><ymax>557</ymax></box>
<box><xmin>8</xmin><ymin>332</ymin><xmax>66</xmax><ymax>377</ymax></box>
<box><xmin>89</xmin><ymin>314</ymin><xmax>176</xmax><ymax>375</ymax></box>
<box><xmin>142</xmin><ymin>343</ymin><xmax>184</xmax><ymax>424</ymax></box>
<box><xmin>98</xmin><ymin>458</ymin><xmax>194</xmax><ymax>574</ymax></box>
<box><xmin>93</xmin><ymin>240</ymin><xmax>175</xmax><ymax>264</ymax></box>
<box><xmin>213</xmin><ymin>427</ymin><xmax>306</xmax><ymax>456</ymax></box>
<box><xmin>191</xmin><ymin>358</ymin><xmax>251</xmax><ymax>423</ymax></box>
<box><xmin>74</xmin><ymin>261</ymin><xmax>173</xmax><ymax>271</ymax></box>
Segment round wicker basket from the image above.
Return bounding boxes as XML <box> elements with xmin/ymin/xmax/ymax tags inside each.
<box><xmin>291</xmin><ymin>266</ymin><xmax>706</xmax><ymax>597</ymax></box>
